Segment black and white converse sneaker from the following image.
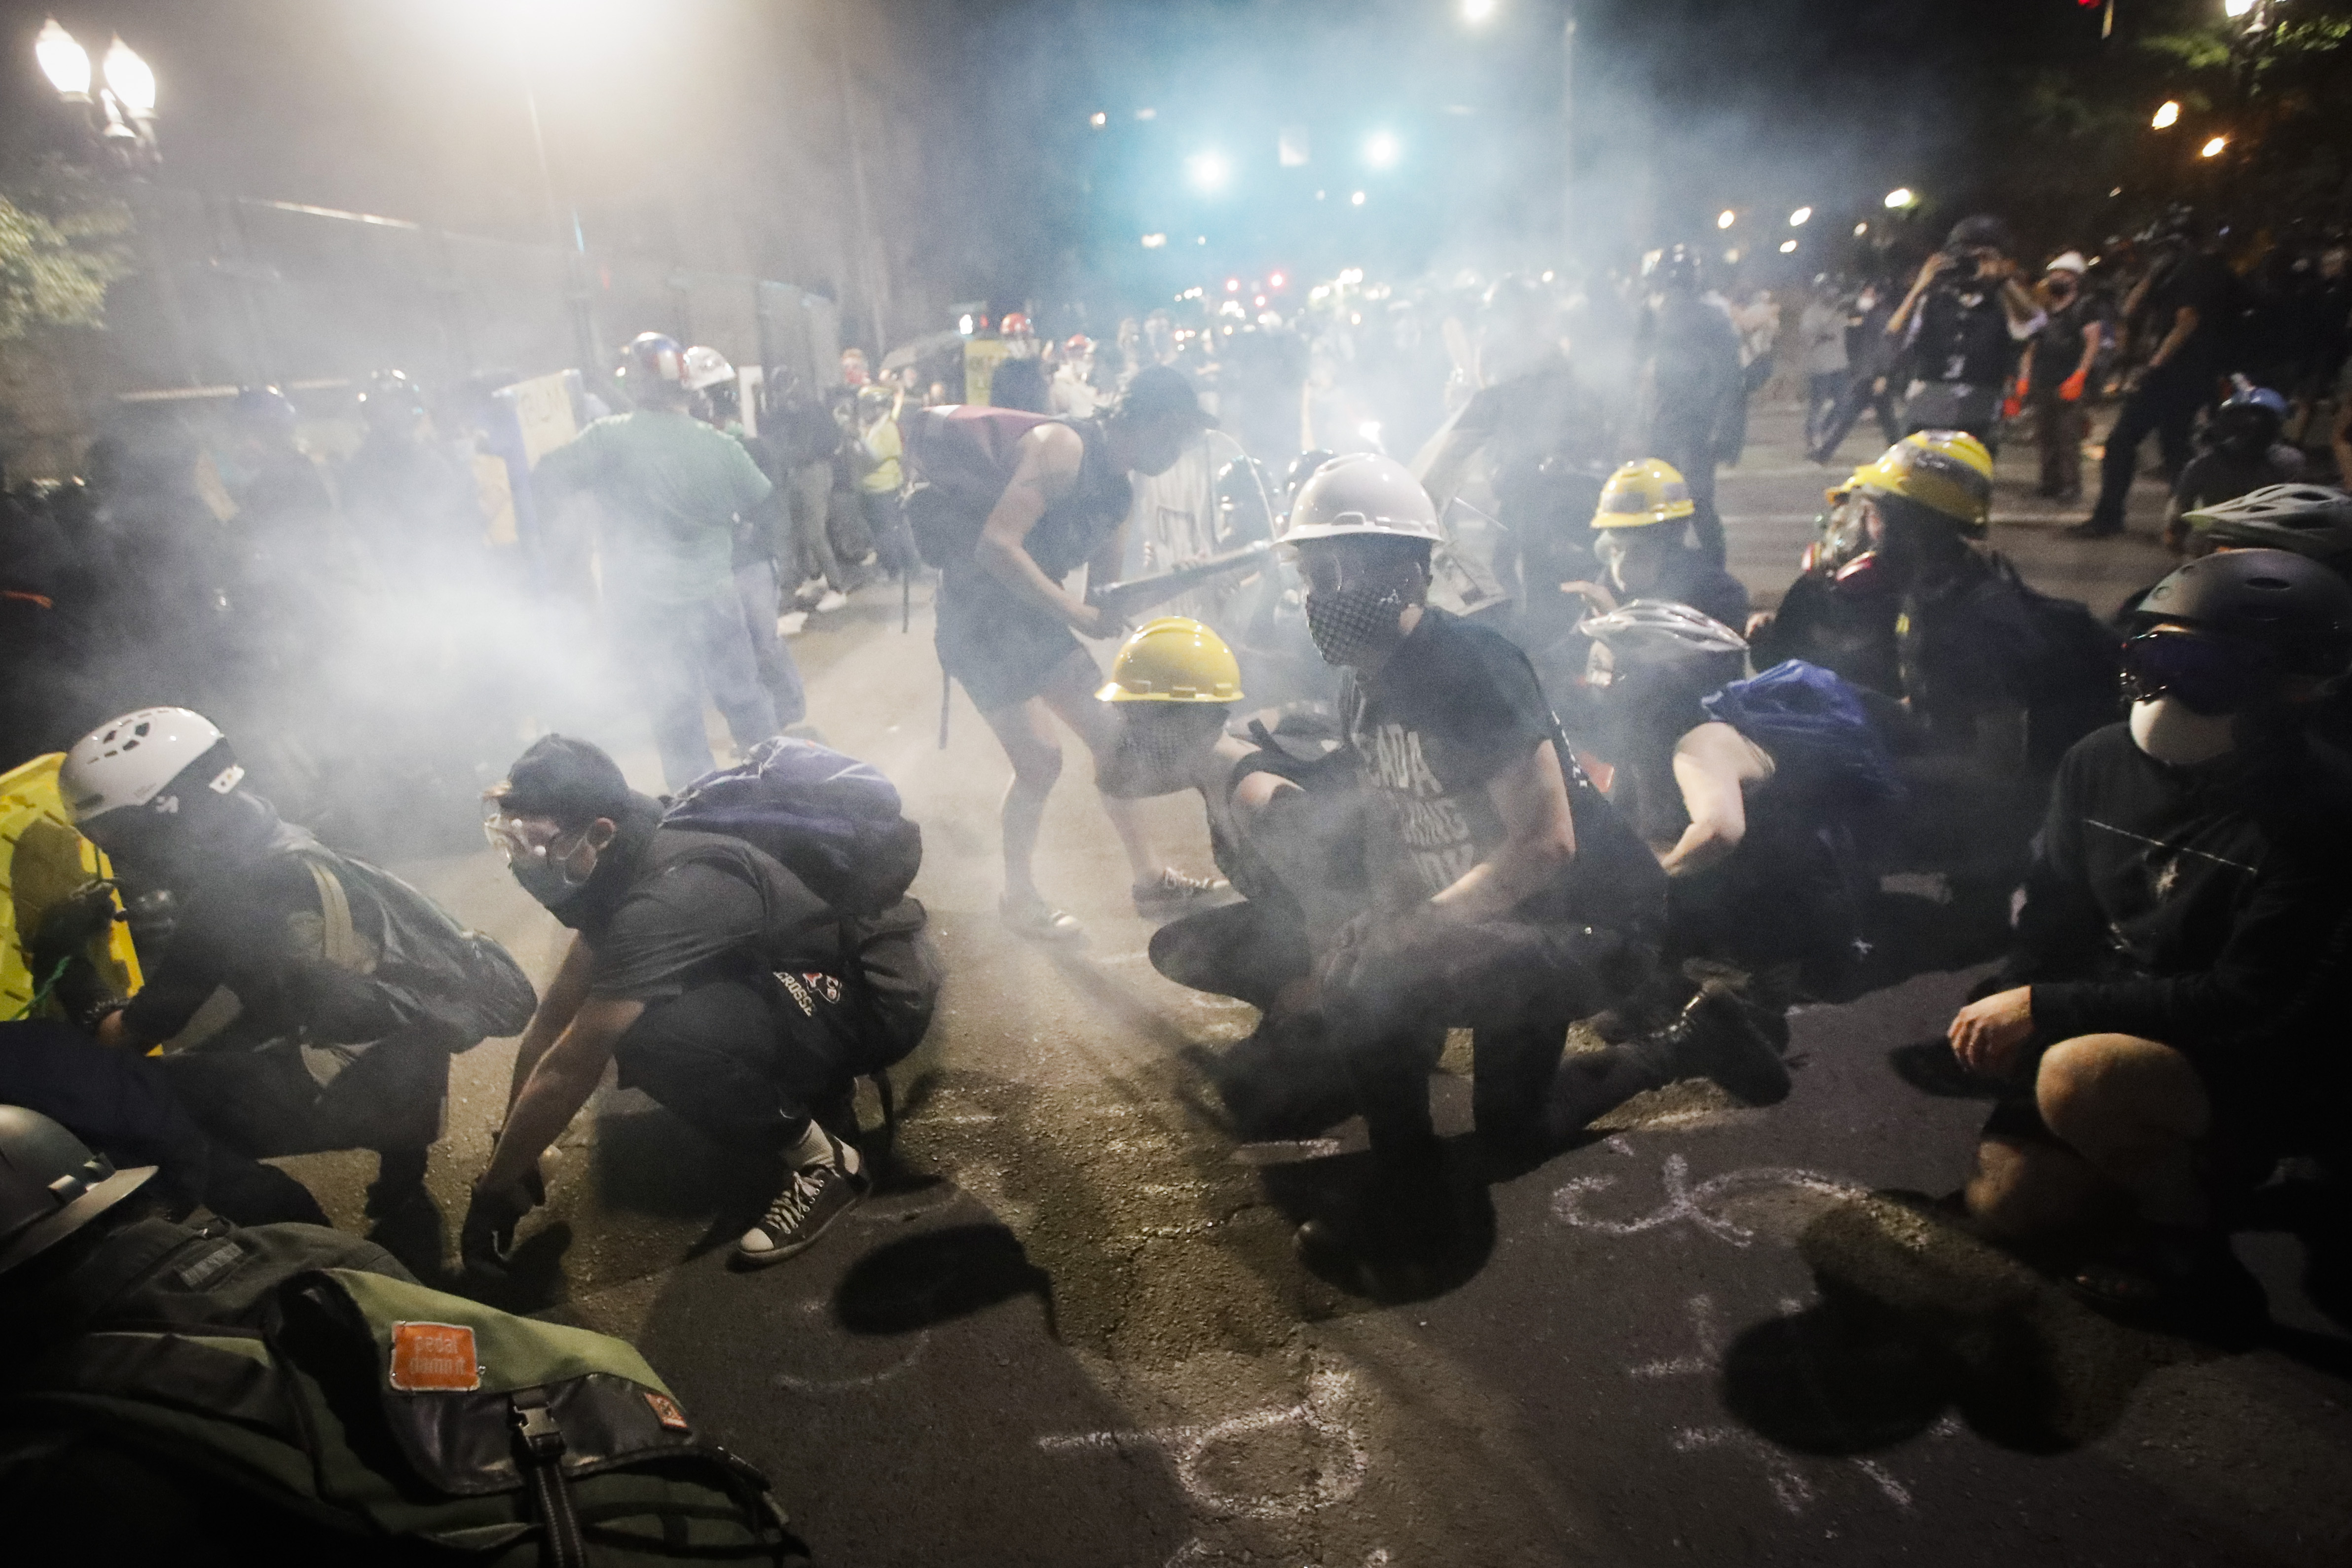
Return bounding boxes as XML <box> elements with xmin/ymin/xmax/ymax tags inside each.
<box><xmin>734</xmin><ymin>1130</ymin><xmax>869</xmax><ymax>1268</ymax></box>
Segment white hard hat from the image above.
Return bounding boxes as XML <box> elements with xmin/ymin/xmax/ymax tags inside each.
<box><xmin>682</xmin><ymin>345</ymin><xmax>735</xmax><ymax>392</ymax></box>
<box><xmin>2045</xmin><ymin>251</ymin><xmax>2088</xmax><ymax>276</ymax></box>
<box><xmin>1281</xmin><ymin>452</ymin><xmax>1445</xmax><ymax>546</ymax></box>
<box><xmin>60</xmin><ymin>707</ymin><xmax>239</xmax><ymax>827</ymax></box>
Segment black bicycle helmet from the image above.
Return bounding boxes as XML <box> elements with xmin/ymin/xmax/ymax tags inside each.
<box><xmin>2134</xmin><ymin>547</ymin><xmax>2352</xmax><ymax>677</ymax></box>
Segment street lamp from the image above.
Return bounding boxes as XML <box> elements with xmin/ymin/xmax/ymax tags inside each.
<box><xmin>2200</xmin><ymin>135</ymin><xmax>2228</xmax><ymax>157</ymax></box>
<box><xmin>1363</xmin><ymin>131</ymin><xmax>1399</xmax><ymax>169</ymax></box>
<box><xmin>1462</xmin><ymin>0</ymin><xmax>1499</xmax><ymax>23</ymax></box>
<box><xmin>104</xmin><ymin>34</ymin><xmax>155</xmax><ymax>115</ymax></box>
<box><xmin>2224</xmin><ymin>0</ymin><xmax>2255</xmax><ymax>17</ymax></box>
<box><xmin>2152</xmin><ymin>100</ymin><xmax>2181</xmax><ymax>129</ymax></box>
<box><xmin>35</xmin><ymin>16</ymin><xmax>89</xmax><ymax>98</ymax></box>
<box><xmin>1788</xmin><ymin>206</ymin><xmax>1812</xmax><ymax>226</ymax></box>
<box><xmin>1716</xmin><ymin>209</ymin><xmax>1735</xmax><ymax>229</ymax></box>
<box><xmin>1186</xmin><ymin>151</ymin><xmax>1230</xmax><ymax>193</ymax></box>
<box><xmin>1778</xmin><ymin>238</ymin><xmax>1798</xmax><ymax>254</ymax></box>
<box><xmin>1884</xmin><ymin>187</ymin><xmax>1916</xmax><ymax>209</ymax></box>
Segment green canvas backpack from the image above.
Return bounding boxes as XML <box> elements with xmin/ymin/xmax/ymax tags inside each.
<box><xmin>9</xmin><ymin>1264</ymin><xmax>807</xmax><ymax>1565</ymax></box>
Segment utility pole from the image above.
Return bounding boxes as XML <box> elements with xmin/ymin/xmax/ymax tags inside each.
<box><xmin>1561</xmin><ymin>0</ymin><xmax>1577</xmax><ymax>257</ymax></box>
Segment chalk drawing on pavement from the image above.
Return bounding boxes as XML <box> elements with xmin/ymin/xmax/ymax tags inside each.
<box><xmin>1039</xmin><ymin>1367</ymin><xmax>1370</xmax><ymax>1520</ymax></box>
<box><xmin>1551</xmin><ymin>1152</ymin><xmax>1867</xmax><ymax>1248</ymax></box>
<box><xmin>770</xmin><ymin>1299</ymin><xmax>931</xmax><ymax>1394</ymax></box>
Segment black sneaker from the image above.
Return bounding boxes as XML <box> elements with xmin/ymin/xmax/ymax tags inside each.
<box><xmin>1133</xmin><ymin>868</ymin><xmax>1230</xmax><ymax>921</ymax></box>
<box><xmin>1662</xmin><ymin>989</ymin><xmax>1792</xmax><ymax>1106</ymax></box>
<box><xmin>735</xmin><ymin>1132</ymin><xmax>868</xmax><ymax>1268</ymax></box>
<box><xmin>366</xmin><ymin>1148</ymin><xmax>431</xmax><ymax>1219</ymax></box>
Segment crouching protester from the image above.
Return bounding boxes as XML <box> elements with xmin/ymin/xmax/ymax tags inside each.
<box><xmin>467</xmin><ymin>734</ymin><xmax>940</xmax><ymax>1274</ymax></box>
<box><xmin>1091</xmin><ymin>617</ymin><xmax>1366</xmax><ymax>1136</ymax></box>
<box><xmin>1947</xmin><ymin>549</ymin><xmax>2352</xmax><ymax>1323</ymax></box>
<box><xmin>1546</xmin><ymin>605</ymin><xmax>1905</xmax><ymax>1136</ymax></box>
<box><xmin>0</xmin><ymin>1105</ymin><xmax>811</xmax><ymax>1563</ymax></box>
<box><xmin>57</xmin><ymin>708</ymin><xmax>536</xmax><ymax>1220</ymax></box>
<box><xmin>1261</xmin><ymin>455</ymin><xmax>1670</xmax><ymax>1277</ymax></box>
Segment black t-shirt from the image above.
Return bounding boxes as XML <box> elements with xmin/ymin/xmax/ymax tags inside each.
<box><xmin>565</xmin><ymin>826</ymin><xmax>835</xmax><ymax>1004</ymax></box>
<box><xmin>2141</xmin><ymin>252</ymin><xmax>2242</xmax><ymax>377</ymax></box>
<box><xmin>1343</xmin><ymin>608</ymin><xmax>1666</xmax><ymax>931</ymax></box>
<box><xmin>2026</xmin><ymin>295</ymin><xmax>2111</xmax><ymax>394</ymax></box>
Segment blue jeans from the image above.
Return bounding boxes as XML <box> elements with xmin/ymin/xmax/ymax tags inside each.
<box><xmin>614</xmin><ymin>586</ymin><xmax>781</xmax><ymax>790</ymax></box>
<box><xmin>734</xmin><ymin>556</ymin><xmax>808</xmax><ymax>729</ymax></box>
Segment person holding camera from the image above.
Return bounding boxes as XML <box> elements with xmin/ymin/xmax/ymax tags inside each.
<box><xmin>1884</xmin><ymin>215</ymin><xmax>2047</xmax><ymax>448</ymax></box>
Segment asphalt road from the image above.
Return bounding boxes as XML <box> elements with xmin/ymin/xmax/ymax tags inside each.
<box><xmin>279</xmin><ymin>401</ymin><xmax>2352</xmax><ymax>1568</ymax></box>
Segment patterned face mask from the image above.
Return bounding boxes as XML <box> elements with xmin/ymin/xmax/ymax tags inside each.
<box><xmin>1304</xmin><ymin>584</ymin><xmax>1407</xmax><ymax>666</ymax></box>
<box><xmin>1099</xmin><ymin>709</ymin><xmax>1220</xmax><ymax>799</ymax></box>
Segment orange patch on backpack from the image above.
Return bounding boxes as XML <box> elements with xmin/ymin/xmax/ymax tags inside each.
<box><xmin>644</xmin><ymin>1390</ymin><xmax>691</xmax><ymax>1431</ymax></box>
<box><xmin>389</xmin><ymin>1322</ymin><xmax>481</xmax><ymax>1391</ymax></box>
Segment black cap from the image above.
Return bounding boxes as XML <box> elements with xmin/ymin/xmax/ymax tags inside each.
<box><xmin>495</xmin><ymin>734</ymin><xmax>631</xmax><ymax>826</ymax></box>
<box><xmin>1114</xmin><ymin>365</ymin><xmax>1215</xmax><ymax>429</ymax></box>
<box><xmin>1945</xmin><ymin>214</ymin><xmax>2015</xmax><ymax>255</ymax></box>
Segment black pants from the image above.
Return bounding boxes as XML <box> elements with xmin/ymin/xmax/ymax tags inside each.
<box><xmin>1161</xmin><ymin>904</ymin><xmax>1649</xmax><ymax>1157</ymax></box>
<box><xmin>2088</xmin><ymin>367</ymin><xmax>2206</xmax><ymax>529</ymax></box>
<box><xmin>1649</xmin><ymin>404</ymin><xmax>1724</xmax><ymax>566</ymax></box>
<box><xmin>612</xmin><ymin>974</ymin><xmax>861</xmax><ymax>1156</ymax></box>
<box><xmin>158</xmin><ymin>1028</ymin><xmax>455</xmax><ymax>1160</ymax></box>
<box><xmin>1812</xmin><ymin>374</ymin><xmax>1902</xmax><ymax>463</ymax></box>
<box><xmin>1151</xmin><ymin>899</ymin><xmax>1316</xmax><ymax>1013</ymax></box>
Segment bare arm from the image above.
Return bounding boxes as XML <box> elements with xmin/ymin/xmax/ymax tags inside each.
<box><xmin>479</xmin><ymin>994</ymin><xmax>643</xmax><ymax>1192</ymax></box>
<box><xmin>2073</xmin><ymin>321</ymin><xmax>2104</xmax><ymax>380</ymax></box>
<box><xmin>1427</xmin><ymin>740</ymin><xmax>1579</xmax><ymax>924</ymax></box>
<box><xmin>504</xmin><ymin>932</ymin><xmax>596</xmax><ymax>1111</ymax></box>
<box><xmin>1657</xmin><ymin>723</ymin><xmax>1773</xmax><ymax>878</ymax></box>
<box><xmin>974</xmin><ymin>423</ymin><xmax>1108</xmax><ymax>635</ymax></box>
<box><xmin>1885</xmin><ymin>254</ymin><xmax>1949</xmax><ymax>339</ymax></box>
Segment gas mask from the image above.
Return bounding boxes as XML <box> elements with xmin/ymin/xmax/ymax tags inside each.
<box><xmin>1304</xmin><ymin>583</ymin><xmax>1409</xmax><ymax>666</ymax></box>
<box><xmin>1099</xmin><ymin>707</ymin><xmax>1221</xmax><ymax>799</ymax></box>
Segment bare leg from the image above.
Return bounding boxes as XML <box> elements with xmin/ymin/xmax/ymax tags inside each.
<box><xmin>977</xmin><ymin>694</ymin><xmax>1063</xmax><ymax>903</ymax></box>
<box><xmin>2036</xmin><ymin>1032</ymin><xmax>2212</xmax><ymax>1229</ymax></box>
<box><xmin>1036</xmin><ymin>648</ymin><xmax>1163</xmax><ymax>885</ymax></box>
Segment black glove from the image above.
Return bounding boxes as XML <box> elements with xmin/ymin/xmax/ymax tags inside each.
<box><xmin>29</xmin><ymin>880</ymin><xmax>121</xmax><ymax>981</ymax></box>
<box><xmin>459</xmin><ymin>1178</ymin><xmax>539</xmax><ymax>1278</ymax></box>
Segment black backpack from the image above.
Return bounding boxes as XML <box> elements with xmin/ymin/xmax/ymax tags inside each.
<box><xmin>898</xmin><ymin>404</ymin><xmax>1060</xmax><ymax>568</ymax></box>
<box><xmin>1986</xmin><ymin>555</ymin><xmax>2125</xmax><ymax>768</ymax></box>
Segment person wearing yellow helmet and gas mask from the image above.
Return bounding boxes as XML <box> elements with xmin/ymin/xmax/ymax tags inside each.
<box><xmin>1563</xmin><ymin>458</ymin><xmax>1749</xmax><ymax>633</ymax></box>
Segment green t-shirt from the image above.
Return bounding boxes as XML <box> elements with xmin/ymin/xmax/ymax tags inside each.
<box><xmin>534</xmin><ymin>408</ymin><xmax>773</xmax><ymax>605</ymax></box>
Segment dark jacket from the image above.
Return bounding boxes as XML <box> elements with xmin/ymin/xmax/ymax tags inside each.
<box><xmin>1999</xmin><ymin>721</ymin><xmax>2352</xmax><ymax>1098</ymax></box>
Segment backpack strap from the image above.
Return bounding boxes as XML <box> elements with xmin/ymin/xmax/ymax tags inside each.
<box><xmin>509</xmin><ymin>1386</ymin><xmax>588</xmax><ymax>1568</ymax></box>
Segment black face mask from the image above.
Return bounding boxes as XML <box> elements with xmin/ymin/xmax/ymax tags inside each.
<box><xmin>510</xmin><ymin>838</ymin><xmax>598</xmax><ymax>911</ymax></box>
<box><xmin>1304</xmin><ymin>584</ymin><xmax>1407</xmax><ymax>666</ymax></box>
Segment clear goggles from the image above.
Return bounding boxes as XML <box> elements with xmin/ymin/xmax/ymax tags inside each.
<box><xmin>480</xmin><ymin>797</ymin><xmax>574</xmax><ymax>868</ymax></box>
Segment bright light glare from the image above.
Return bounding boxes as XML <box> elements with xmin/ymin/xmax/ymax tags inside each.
<box><xmin>1337</xmin><ymin>267</ymin><xmax>1364</xmax><ymax>285</ymax></box>
<box><xmin>1139</xmin><ymin>233</ymin><xmax>1167</xmax><ymax>248</ymax></box>
<box><xmin>1884</xmin><ymin>187</ymin><xmax>1915</xmax><ymax>209</ymax></box>
<box><xmin>957</xmin><ymin>314</ymin><xmax>974</xmax><ymax>336</ymax></box>
<box><xmin>1854</xmin><ymin>221</ymin><xmax>1869</xmax><ymax>235</ymax></box>
<box><xmin>36</xmin><ymin>18</ymin><xmax>91</xmax><ymax>97</ymax></box>
<box><xmin>1788</xmin><ymin>206</ymin><xmax>1812</xmax><ymax>227</ymax></box>
<box><xmin>2224</xmin><ymin>0</ymin><xmax>2255</xmax><ymax>16</ymax></box>
<box><xmin>1364</xmin><ymin>132</ymin><xmax>1399</xmax><ymax>169</ymax></box>
<box><xmin>2151</xmin><ymin>100</ymin><xmax>2181</xmax><ymax>129</ymax></box>
<box><xmin>1225</xmin><ymin>277</ymin><xmax>1241</xmax><ymax>292</ymax></box>
<box><xmin>1779</xmin><ymin>239</ymin><xmax>1799</xmax><ymax>254</ymax></box>
<box><xmin>1462</xmin><ymin>0</ymin><xmax>1498</xmax><ymax>22</ymax></box>
<box><xmin>1269</xmin><ymin>271</ymin><xmax>1286</xmax><ymax>289</ymax></box>
<box><xmin>103</xmin><ymin>36</ymin><xmax>155</xmax><ymax>114</ymax></box>
<box><xmin>1350</xmin><ymin>190</ymin><xmax>1367</xmax><ymax>206</ymax></box>
<box><xmin>1089</xmin><ymin>111</ymin><xmax>1107</xmax><ymax>128</ymax></box>
<box><xmin>1254</xmin><ymin>294</ymin><xmax>1267</xmax><ymax>306</ymax></box>
<box><xmin>1716</xmin><ymin>209</ymin><xmax>1736</xmax><ymax>229</ymax></box>
<box><xmin>1725</xmin><ymin>249</ymin><xmax>1741</xmax><ymax>263</ymax></box>
<box><xmin>1358</xmin><ymin>420</ymin><xmax>1384</xmax><ymax>444</ymax></box>
<box><xmin>2201</xmin><ymin>135</ymin><xmax>2228</xmax><ymax>157</ymax></box>
<box><xmin>1186</xmin><ymin>152</ymin><xmax>1230</xmax><ymax>192</ymax></box>
<box><xmin>1540</xmin><ymin>270</ymin><xmax>1555</xmax><ymax>282</ymax></box>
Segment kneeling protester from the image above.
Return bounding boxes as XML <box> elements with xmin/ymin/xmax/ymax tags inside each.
<box><xmin>470</xmin><ymin>733</ymin><xmax>942</xmax><ymax>1273</ymax></box>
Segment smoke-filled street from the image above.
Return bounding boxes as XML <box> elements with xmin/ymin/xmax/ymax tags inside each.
<box><xmin>219</xmin><ymin>408</ymin><xmax>2339</xmax><ymax>1568</ymax></box>
<box><xmin>8</xmin><ymin>4</ymin><xmax>2352</xmax><ymax>1564</ymax></box>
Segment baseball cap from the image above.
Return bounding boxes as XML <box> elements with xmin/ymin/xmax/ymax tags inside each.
<box><xmin>492</xmin><ymin>734</ymin><xmax>632</xmax><ymax>826</ymax></box>
<box><xmin>1115</xmin><ymin>365</ymin><xmax>1215</xmax><ymax>429</ymax></box>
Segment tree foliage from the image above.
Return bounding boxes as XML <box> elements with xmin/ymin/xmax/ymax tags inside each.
<box><xmin>0</xmin><ymin>165</ymin><xmax>133</xmax><ymax>342</ymax></box>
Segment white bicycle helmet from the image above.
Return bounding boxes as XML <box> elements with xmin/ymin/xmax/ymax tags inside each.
<box><xmin>682</xmin><ymin>345</ymin><xmax>735</xmax><ymax>392</ymax></box>
<box><xmin>59</xmin><ymin>707</ymin><xmax>241</xmax><ymax>830</ymax></box>
<box><xmin>1280</xmin><ymin>453</ymin><xmax>1446</xmax><ymax>546</ymax></box>
<box><xmin>2182</xmin><ymin>484</ymin><xmax>2352</xmax><ymax>564</ymax></box>
<box><xmin>1581</xmin><ymin>600</ymin><xmax>1749</xmax><ymax>689</ymax></box>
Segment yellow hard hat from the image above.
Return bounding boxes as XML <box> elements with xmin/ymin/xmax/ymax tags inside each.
<box><xmin>1591</xmin><ymin>459</ymin><xmax>1696</xmax><ymax>531</ymax></box>
<box><xmin>1847</xmin><ymin>430</ymin><xmax>1995</xmax><ymax>535</ymax></box>
<box><xmin>1097</xmin><ymin>617</ymin><xmax>1244</xmax><ymax>703</ymax></box>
